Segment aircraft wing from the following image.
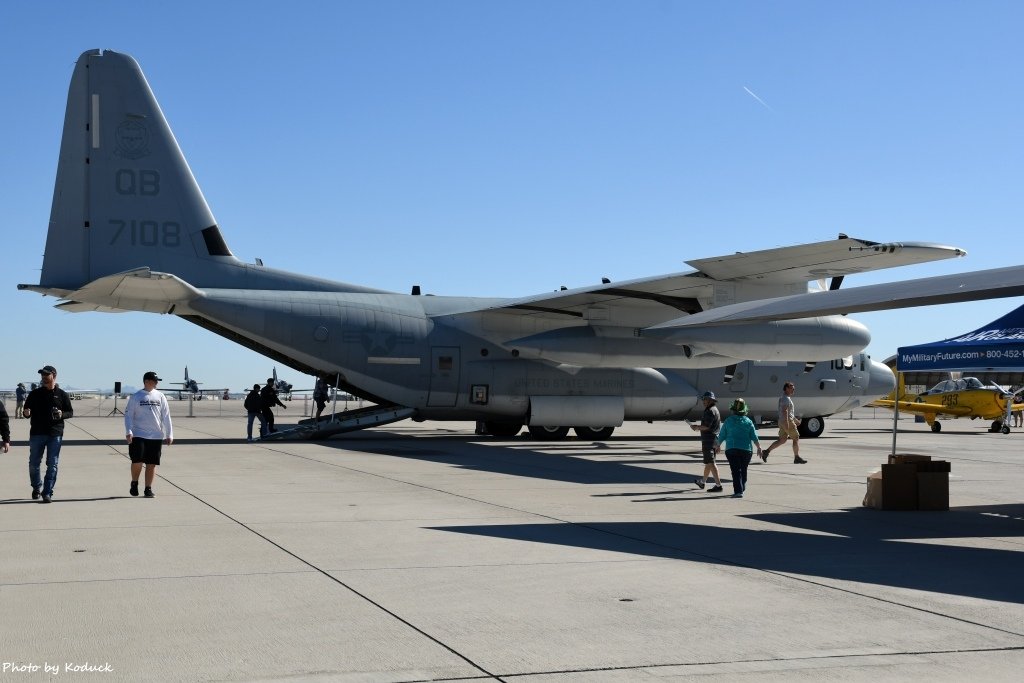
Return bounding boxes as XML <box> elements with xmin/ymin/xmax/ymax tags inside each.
<box><xmin>684</xmin><ymin>238</ymin><xmax>964</xmax><ymax>283</ymax></box>
<box><xmin>20</xmin><ymin>268</ymin><xmax>202</xmax><ymax>314</ymax></box>
<box><xmin>648</xmin><ymin>264</ymin><xmax>1024</xmax><ymax>330</ymax></box>
<box><xmin>474</xmin><ymin>237</ymin><xmax>965</xmax><ymax>323</ymax></box>
<box><xmin>871</xmin><ymin>399</ymin><xmax>975</xmax><ymax>417</ymax></box>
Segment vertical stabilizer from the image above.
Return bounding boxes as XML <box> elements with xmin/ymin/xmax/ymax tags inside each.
<box><xmin>41</xmin><ymin>49</ymin><xmax>235</xmax><ymax>291</ymax></box>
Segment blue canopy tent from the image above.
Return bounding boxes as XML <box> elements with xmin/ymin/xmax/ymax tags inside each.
<box><xmin>896</xmin><ymin>303</ymin><xmax>1024</xmax><ymax>373</ymax></box>
<box><xmin>889</xmin><ymin>302</ymin><xmax>1024</xmax><ymax>451</ymax></box>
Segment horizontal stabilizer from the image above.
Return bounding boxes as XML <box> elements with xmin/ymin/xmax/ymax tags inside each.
<box><xmin>648</xmin><ymin>264</ymin><xmax>1024</xmax><ymax>329</ymax></box>
<box><xmin>45</xmin><ymin>268</ymin><xmax>202</xmax><ymax>314</ymax></box>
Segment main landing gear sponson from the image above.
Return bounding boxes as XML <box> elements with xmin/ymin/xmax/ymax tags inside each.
<box><xmin>527</xmin><ymin>425</ymin><xmax>616</xmax><ymax>441</ymax></box>
<box><xmin>486</xmin><ymin>424</ymin><xmax>616</xmax><ymax>441</ymax></box>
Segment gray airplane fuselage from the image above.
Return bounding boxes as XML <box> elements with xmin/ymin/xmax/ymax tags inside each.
<box><xmin>181</xmin><ymin>280</ymin><xmax>892</xmax><ymax>425</ymax></box>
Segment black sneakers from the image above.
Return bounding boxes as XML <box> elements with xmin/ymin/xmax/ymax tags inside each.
<box><xmin>144</xmin><ymin>488</ymin><xmax>155</xmax><ymax>498</ymax></box>
<box><xmin>794</xmin><ymin>457</ymin><xmax>808</xmax><ymax>464</ymax></box>
<box><xmin>695</xmin><ymin>477</ymin><xmax>705</xmax><ymax>489</ymax></box>
<box><xmin>31</xmin><ymin>488</ymin><xmax>40</xmax><ymax>500</ymax></box>
<box><xmin>708</xmin><ymin>485</ymin><xmax>724</xmax><ymax>493</ymax></box>
<box><xmin>130</xmin><ymin>481</ymin><xmax>139</xmax><ymax>497</ymax></box>
<box><xmin>41</xmin><ymin>495</ymin><xmax>52</xmax><ymax>504</ymax></box>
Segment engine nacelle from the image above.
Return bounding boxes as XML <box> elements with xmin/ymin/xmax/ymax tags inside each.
<box><xmin>647</xmin><ymin>316</ymin><xmax>870</xmax><ymax>361</ymax></box>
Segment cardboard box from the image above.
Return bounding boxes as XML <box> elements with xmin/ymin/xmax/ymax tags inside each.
<box><xmin>881</xmin><ymin>463</ymin><xmax>918</xmax><ymax>510</ymax></box>
<box><xmin>888</xmin><ymin>454</ymin><xmax>932</xmax><ymax>465</ymax></box>
<box><xmin>917</xmin><ymin>472</ymin><xmax>949</xmax><ymax>511</ymax></box>
<box><xmin>869</xmin><ymin>458</ymin><xmax>951</xmax><ymax>511</ymax></box>
<box><xmin>863</xmin><ymin>471</ymin><xmax>883</xmax><ymax>509</ymax></box>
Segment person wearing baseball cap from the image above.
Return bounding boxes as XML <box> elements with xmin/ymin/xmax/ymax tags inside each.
<box><xmin>689</xmin><ymin>390</ymin><xmax>724</xmax><ymax>492</ymax></box>
<box><xmin>22</xmin><ymin>364</ymin><xmax>74</xmax><ymax>503</ymax></box>
<box><xmin>124</xmin><ymin>371</ymin><xmax>173</xmax><ymax>498</ymax></box>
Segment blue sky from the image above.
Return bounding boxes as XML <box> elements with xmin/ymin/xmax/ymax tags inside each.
<box><xmin>3</xmin><ymin>1</ymin><xmax>1023</xmax><ymax>392</ymax></box>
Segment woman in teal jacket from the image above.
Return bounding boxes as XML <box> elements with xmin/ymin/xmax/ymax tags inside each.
<box><xmin>715</xmin><ymin>398</ymin><xmax>763</xmax><ymax>498</ymax></box>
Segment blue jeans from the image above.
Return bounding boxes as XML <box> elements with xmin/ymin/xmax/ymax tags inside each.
<box><xmin>29</xmin><ymin>434</ymin><xmax>63</xmax><ymax>497</ymax></box>
<box><xmin>725</xmin><ymin>448</ymin><xmax>752</xmax><ymax>495</ymax></box>
<box><xmin>246</xmin><ymin>410</ymin><xmax>264</xmax><ymax>440</ymax></box>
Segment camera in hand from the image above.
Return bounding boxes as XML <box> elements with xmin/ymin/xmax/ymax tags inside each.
<box><xmin>51</xmin><ymin>398</ymin><xmax>61</xmax><ymax>420</ymax></box>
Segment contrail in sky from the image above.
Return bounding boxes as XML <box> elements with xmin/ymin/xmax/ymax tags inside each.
<box><xmin>743</xmin><ymin>86</ymin><xmax>773</xmax><ymax>111</ymax></box>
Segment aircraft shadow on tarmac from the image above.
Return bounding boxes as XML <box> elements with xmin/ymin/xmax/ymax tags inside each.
<box><xmin>0</xmin><ymin>496</ymin><xmax>124</xmax><ymax>505</ymax></box>
<box><xmin>319</xmin><ymin>435</ymin><xmax>704</xmax><ymax>486</ymax></box>
<box><xmin>5</xmin><ymin>439</ymin><xmax>232</xmax><ymax>447</ymax></box>
<box><xmin>427</xmin><ymin>510</ymin><xmax>1024</xmax><ymax>605</ymax></box>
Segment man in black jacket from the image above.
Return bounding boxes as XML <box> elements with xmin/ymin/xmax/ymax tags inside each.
<box><xmin>22</xmin><ymin>365</ymin><xmax>74</xmax><ymax>503</ymax></box>
<box><xmin>0</xmin><ymin>399</ymin><xmax>10</xmax><ymax>454</ymax></box>
<box><xmin>244</xmin><ymin>383</ymin><xmax>264</xmax><ymax>441</ymax></box>
<box><xmin>260</xmin><ymin>378</ymin><xmax>286</xmax><ymax>436</ymax></box>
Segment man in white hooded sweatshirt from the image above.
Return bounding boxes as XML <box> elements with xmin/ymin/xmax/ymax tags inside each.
<box><xmin>124</xmin><ymin>371</ymin><xmax>174</xmax><ymax>498</ymax></box>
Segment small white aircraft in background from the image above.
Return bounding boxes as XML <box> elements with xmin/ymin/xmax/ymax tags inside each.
<box><xmin>167</xmin><ymin>367</ymin><xmax>227</xmax><ymax>401</ymax></box>
<box><xmin>271</xmin><ymin>367</ymin><xmax>293</xmax><ymax>400</ymax></box>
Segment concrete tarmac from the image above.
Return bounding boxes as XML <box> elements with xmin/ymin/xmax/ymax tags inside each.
<box><xmin>1</xmin><ymin>407</ymin><xmax>1022</xmax><ymax>682</ymax></box>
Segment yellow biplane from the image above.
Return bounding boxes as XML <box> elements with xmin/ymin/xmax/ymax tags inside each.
<box><xmin>873</xmin><ymin>375</ymin><xmax>1024</xmax><ymax>433</ymax></box>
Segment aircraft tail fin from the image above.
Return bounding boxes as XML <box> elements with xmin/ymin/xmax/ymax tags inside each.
<box><xmin>23</xmin><ymin>49</ymin><xmax>392</xmax><ymax>304</ymax></box>
<box><xmin>889</xmin><ymin>372</ymin><xmax>916</xmax><ymax>402</ymax></box>
<box><xmin>875</xmin><ymin>372</ymin><xmax>902</xmax><ymax>403</ymax></box>
<box><xmin>37</xmin><ymin>50</ymin><xmax>239</xmax><ymax>293</ymax></box>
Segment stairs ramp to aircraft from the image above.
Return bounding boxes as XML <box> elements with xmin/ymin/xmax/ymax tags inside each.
<box><xmin>259</xmin><ymin>403</ymin><xmax>415</xmax><ymax>441</ymax></box>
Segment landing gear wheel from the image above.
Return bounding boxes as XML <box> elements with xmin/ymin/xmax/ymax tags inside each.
<box><xmin>573</xmin><ymin>426</ymin><xmax>615</xmax><ymax>440</ymax></box>
<box><xmin>1002</xmin><ymin>424</ymin><xmax>1011</xmax><ymax>435</ymax></box>
<box><xmin>990</xmin><ymin>420</ymin><xmax>1003</xmax><ymax>433</ymax></box>
<box><xmin>528</xmin><ymin>425</ymin><xmax>570</xmax><ymax>440</ymax></box>
<box><xmin>931</xmin><ymin>421</ymin><xmax>942</xmax><ymax>433</ymax></box>
<box><xmin>485</xmin><ymin>421</ymin><xmax>522</xmax><ymax>437</ymax></box>
<box><xmin>797</xmin><ymin>416</ymin><xmax>825</xmax><ymax>438</ymax></box>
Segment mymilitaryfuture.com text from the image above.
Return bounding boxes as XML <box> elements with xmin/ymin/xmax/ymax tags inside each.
<box><xmin>3</xmin><ymin>661</ymin><xmax>113</xmax><ymax>674</ymax></box>
<box><xmin>900</xmin><ymin>348</ymin><xmax>1024</xmax><ymax>365</ymax></box>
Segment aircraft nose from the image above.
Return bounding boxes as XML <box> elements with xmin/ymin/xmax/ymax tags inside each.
<box><xmin>867</xmin><ymin>359</ymin><xmax>896</xmax><ymax>399</ymax></box>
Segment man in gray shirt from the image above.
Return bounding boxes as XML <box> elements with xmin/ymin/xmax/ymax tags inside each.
<box><xmin>763</xmin><ymin>382</ymin><xmax>807</xmax><ymax>464</ymax></box>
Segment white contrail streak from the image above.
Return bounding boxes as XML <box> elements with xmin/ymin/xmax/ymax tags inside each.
<box><xmin>743</xmin><ymin>86</ymin><xmax>773</xmax><ymax>111</ymax></box>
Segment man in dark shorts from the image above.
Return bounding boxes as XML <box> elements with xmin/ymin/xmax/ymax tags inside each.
<box><xmin>124</xmin><ymin>371</ymin><xmax>174</xmax><ymax>498</ymax></box>
<box><xmin>690</xmin><ymin>390</ymin><xmax>724</xmax><ymax>492</ymax></box>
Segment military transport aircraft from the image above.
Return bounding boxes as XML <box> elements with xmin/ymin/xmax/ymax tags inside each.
<box><xmin>18</xmin><ymin>50</ymin><xmax>1024</xmax><ymax>440</ymax></box>
<box><xmin>873</xmin><ymin>375</ymin><xmax>1024</xmax><ymax>434</ymax></box>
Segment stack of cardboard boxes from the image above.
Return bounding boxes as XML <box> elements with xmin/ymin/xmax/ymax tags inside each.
<box><xmin>863</xmin><ymin>454</ymin><xmax>950</xmax><ymax>511</ymax></box>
